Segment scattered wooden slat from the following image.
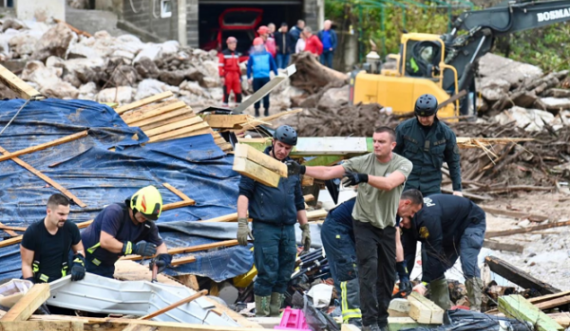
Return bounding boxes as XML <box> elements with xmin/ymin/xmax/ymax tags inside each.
<box><xmin>1</xmin><ymin>284</ymin><xmax>50</xmax><ymax>321</ymax></box>
<box><xmin>0</xmin><ymin>321</ymin><xmax>84</xmax><ymax>331</ymax></box>
<box><xmin>485</xmin><ymin>220</ymin><xmax>570</xmax><ymax>238</ymax></box>
<box><xmin>121</xmin><ymin>99</ymin><xmax>180</xmax><ymax>121</ymax></box>
<box><xmin>124</xmin><ymin>101</ymin><xmax>187</xmax><ymax>125</ymax></box>
<box><xmin>233</xmin><ymin>157</ymin><xmax>281</xmax><ymax>188</ymax></box>
<box><xmin>535</xmin><ymin>295</ymin><xmax>570</xmax><ymax>310</ymax></box>
<box><xmin>149</xmin><ymin>122</ymin><xmax>210</xmax><ymax>143</ymax></box>
<box><xmin>307</xmin><ymin>209</ymin><xmax>328</xmax><ymax>220</ymax></box>
<box><xmin>139</xmin><ymin>289</ymin><xmax>208</xmax><ymax>320</ymax></box>
<box><xmin>0</xmin><ymin>131</ymin><xmax>88</xmax><ymax>163</ymax></box>
<box><xmin>121</xmin><ymin>240</ymin><xmax>239</xmax><ymax>261</ymax></box>
<box><xmin>530</xmin><ymin>290</ymin><xmax>570</xmax><ymax>305</ymax></box>
<box><xmin>115</xmin><ymin>91</ymin><xmax>173</xmax><ymax>115</ymax></box>
<box><xmin>407</xmin><ymin>292</ymin><xmax>444</xmax><ymax>324</ymax></box>
<box><xmin>145</xmin><ymin>117</ymin><xmax>203</xmax><ymax>137</ymax></box>
<box><xmin>162</xmin><ymin>200</ymin><xmax>196</xmax><ymax>211</ymax></box>
<box><xmin>0</xmin><ymin>64</ymin><xmax>41</xmax><ymax>99</ymax></box>
<box><xmin>0</xmin><ymin>222</ymin><xmax>18</xmax><ymax>237</ymax></box>
<box><xmin>0</xmin><ymin>145</ymin><xmax>87</xmax><ymax>208</ymax></box>
<box><xmin>234</xmin><ymin>109</ymin><xmax>304</xmax><ymax>133</ymax></box>
<box><xmin>481</xmin><ymin>206</ymin><xmax>549</xmax><ymax>221</ymax></box>
<box><xmin>485</xmin><ymin>256</ymin><xmax>561</xmax><ymax>295</ymax></box>
<box><xmin>0</xmin><ymin>224</ymin><xmax>27</xmax><ymax>232</ymax></box>
<box><xmin>137</xmin><ymin>108</ymin><xmax>195</xmax><ymax>130</ymax></box>
<box><xmin>483</xmin><ymin>239</ymin><xmax>524</xmax><ymax>253</ymax></box>
<box><xmin>197</xmin><ymin>213</ymin><xmax>238</xmax><ymax>223</ymax></box>
<box><xmin>203</xmin><ymin>114</ymin><xmax>250</xmax><ymax>129</ymax></box>
<box><xmin>499</xmin><ymin>295</ymin><xmax>563</xmax><ymax>331</ymax></box>
<box><xmin>234</xmin><ymin>143</ymin><xmax>288</xmax><ymax>177</ymax></box>
<box><xmin>548</xmin><ymin>312</ymin><xmax>570</xmax><ymax>328</ymax></box>
<box><xmin>162</xmin><ymin>183</ymin><xmax>193</xmax><ymax>203</ymax></box>
<box><xmin>54</xmin><ymin>18</ymin><xmax>92</xmax><ymax>37</ymax></box>
<box><xmin>171</xmin><ymin>256</ymin><xmax>197</xmax><ymax>266</ymax></box>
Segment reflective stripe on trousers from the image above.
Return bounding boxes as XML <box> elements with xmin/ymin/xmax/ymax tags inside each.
<box><xmin>341</xmin><ymin>278</ymin><xmax>361</xmax><ymax>322</ymax></box>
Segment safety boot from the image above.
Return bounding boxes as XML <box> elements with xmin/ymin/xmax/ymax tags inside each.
<box><xmin>264</xmin><ymin>109</ymin><xmax>269</xmax><ymax>117</ymax></box>
<box><xmin>254</xmin><ymin>109</ymin><xmax>260</xmax><ymax>117</ymax></box>
<box><xmin>465</xmin><ymin>277</ymin><xmax>484</xmax><ymax>312</ymax></box>
<box><xmin>362</xmin><ymin>323</ymin><xmax>381</xmax><ymax>331</ymax></box>
<box><xmin>429</xmin><ymin>277</ymin><xmax>451</xmax><ymax>310</ymax></box>
<box><xmin>255</xmin><ymin>295</ymin><xmax>271</xmax><ymax>317</ymax></box>
<box><xmin>269</xmin><ymin>292</ymin><xmax>284</xmax><ymax>317</ymax></box>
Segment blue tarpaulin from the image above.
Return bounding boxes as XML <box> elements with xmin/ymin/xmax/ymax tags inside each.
<box><xmin>0</xmin><ymin>98</ymin><xmax>253</xmax><ymax>282</ymax></box>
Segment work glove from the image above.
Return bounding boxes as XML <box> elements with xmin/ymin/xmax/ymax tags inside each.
<box><xmin>149</xmin><ymin>253</ymin><xmax>172</xmax><ymax>273</ymax></box>
<box><xmin>237</xmin><ymin>217</ymin><xmax>254</xmax><ymax>246</ymax></box>
<box><xmin>341</xmin><ymin>172</ymin><xmax>368</xmax><ymax>187</ymax></box>
<box><xmin>70</xmin><ymin>254</ymin><xmax>86</xmax><ymax>281</ymax></box>
<box><xmin>285</xmin><ymin>160</ymin><xmax>306</xmax><ymax>176</ymax></box>
<box><xmin>122</xmin><ymin>241</ymin><xmax>157</xmax><ymax>256</ymax></box>
<box><xmin>396</xmin><ymin>261</ymin><xmax>412</xmax><ymax>296</ymax></box>
<box><xmin>300</xmin><ymin>223</ymin><xmax>311</xmax><ymax>252</ymax></box>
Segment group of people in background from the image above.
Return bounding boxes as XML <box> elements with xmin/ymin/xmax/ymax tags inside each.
<box><xmin>218</xmin><ymin>19</ymin><xmax>338</xmax><ymax>116</ymax></box>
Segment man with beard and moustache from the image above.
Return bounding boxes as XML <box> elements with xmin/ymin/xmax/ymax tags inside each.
<box><xmin>21</xmin><ymin>194</ymin><xmax>86</xmax><ymax>283</ymax></box>
<box><xmin>236</xmin><ymin>125</ymin><xmax>310</xmax><ymax>317</ymax></box>
<box><xmin>394</xmin><ymin>94</ymin><xmax>462</xmax><ymax>197</ymax></box>
<box><xmin>286</xmin><ymin>127</ymin><xmax>421</xmax><ymax>331</ymax></box>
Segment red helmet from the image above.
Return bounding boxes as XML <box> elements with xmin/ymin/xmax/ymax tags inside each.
<box><xmin>226</xmin><ymin>36</ymin><xmax>237</xmax><ymax>44</ymax></box>
<box><xmin>257</xmin><ymin>25</ymin><xmax>269</xmax><ymax>35</ymax></box>
<box><xmin>253</xmin><ymin>37</ymin><xmax>264</xmax><ymax>46</ymax></box>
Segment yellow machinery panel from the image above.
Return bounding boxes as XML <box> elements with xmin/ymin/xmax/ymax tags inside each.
<box><xmin>352</xmin><ymin>73</ymin><xmax>380</xmax><ymax>104</ymax></box>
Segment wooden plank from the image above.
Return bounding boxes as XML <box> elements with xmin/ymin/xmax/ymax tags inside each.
<box><xmin>0</xmin><ymin>224</ymin><xmax>27</xmax><ymax>232</ymax></box>
<box><xmin>0</xmin><ymin>64</ymin><xmax>41</xmax><ymax>99</ymax></box>
<box><xmin>138</xmin><ymin>109</ymin><xmax>195</xmax><ymax>131</ymax></box>
<box><xmin>530</xmin><ymin>290</ymin><xmax>570</xmax><ymax>304</ymax></box>
<box><xmin>162</xmin><ymin>200</ymin><xmax>195</xmax><ymax>211</ymax></box>
<box><xmin>233</xmin><ymin>71</ymin><xmax>294</xmax><ymax>113</ymax></box>
<box><xmin>0</xmin><ymin>145</ymin><xmax>87</xmax><ymax>208</ymax></box>
<box><xmin>120</xmin><ymin>240</ymin><xmax>239</xmax><ymax>261</ymax></box>
<box><xmin>0</xmin><ymin>131</ymin><xmax>88</xmax><ymax>163</ymax></box>
<box><xmin>139</xmin><ymin>290</ymin><xmax>208</xmax><ymax>320</ymax></box>
<box><xmin>197</xmin><ymin>213</ymin><xmax>238</xmax><ymax>223</ymax></box>
<box><xmin>145</xmin><ymin>117</ymin><xmax>203</xmax><ymax>137</ymax></box>
<box><xmin>148</xmin><ymin>122</ymin><xmax>210</xmax><ymax>143</ymax></box>
<box><xmin>124</xmin><ymin>101</ymin><xmax>187</xmax><ymax>125</ymax></box>
<box><xmin>486</xmin><ymin>220</ymin><xmax>570</xmax><ymax>238</ymax></box>
<box><xmin>233</xmin><ymin>157</ymin><xmax>280</xmax><ymax>188</ymax></box>
<box><xmin>234</xmin><ymin>143</ymin><xmax>288</xmax><ymax>177</ymax></box>
<box><xmin>407</xmin><ymin>292</ymin><xmax>444</xmax><ymax>324</ymax></box>
<box><xmin>234</xmin><ymin>108</ymin><xmax>303</xmax><ymax>132</ymax></box>
<box><xmin>303</xmin><ymin>194</ymin><xmax>315</xmax><ymax>202</ymax></box>
<box><xmin>203</xmin><ymin>114</ymin><xmax>250</xmax><ymax>129</ymax></box>
<box><xmin>1</xmin><ymin>283</ymin><xmax>50</xmax><ymax>321</ymax></box>
<box><xmin>0</xmin><ymin>321</ymin><xmax>83</xmax><ymax>331</ymax></box>
<box><xmin>174</xmin><ymin>274</ymin><xmax>200</xmax><ymax>291</ymax></box>
<box><xmin>307</xmin><ymin>209</ymin><xmax>328</xmax><ymax>220</ymax></box>
<box><xmin>483</xmin><ymin>239</ymin><xmax>524</xmax><ymax>253</ymax></box>
<box><xmin>485</xmin><ymin>256</ymin><xmax>561</xmax><ymax>295</ymax></box>
<box><xmin>481</xmin><ymin>206</ymin><xmax>548</xmax><ymax>221</ymax></box>
<box><xmin>121</xmin><ymin>99</ymin><xmax>180</xmax><ymax>121</ymax></box>
<box><xmin>163</xmin><ymin>183</ymin><xmax>194</xmax><ymax>203</ymax></box>
<box><xmin>498</xmin><ymin>295</ymin><xmax>563</xmax><ymax>331</ymax></box>
<box><xmin>535</xmin><ymin>295</ymin><xmax>570</xmax><ymax>310</ymax></box>
<box><xmin>165</xmin><ymin>128</ymin><xmax>213</xmax><ymax>141</ymax></box>
<box><xmin>115</xmin><ymin>91</ymin><xmax>173</xmax><ymax>115</ymax></box>
<box><xmin>301</xmin><ymin>175</ymin><xmax>314</xmax><ymax>186</ymax></box>
<box><xmin>548</xmin><ymin>313</ymin><xmax>570</xmax><ymax>328</ymax></box>
<box><xmin>0</xmin><ymin>235</ymin><xmax>23</xmax><ymax>248</ymax></box>
<box><xmin>0</xmin><ymin>222</ymin><xmax>18</xmax><ymax>237</ymax></box>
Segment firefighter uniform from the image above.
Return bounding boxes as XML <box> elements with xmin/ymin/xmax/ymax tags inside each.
<box><xmin>401</xmin><ymin>194</ymin><xmax>486</xmax><ymax>311</ymax></box>
<box><xmin>218</xmin><ymin>48</ymin><xmax>243</xmax><ymax>105</ymax></box>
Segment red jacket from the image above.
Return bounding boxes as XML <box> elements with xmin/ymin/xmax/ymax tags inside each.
<box><xmin>218</xmin><ymin>49</ymin><xmax>242</xmax><ymax>76</ymax></box>
<box><xmin>304</xmin><ymin>35</ymin><xmax>323</xmax><ymax>56</ymax></box>
<box><xmin>265</xmin><ymin>37</ymin><xmax>277</xmax><ymax>57</ymax></box>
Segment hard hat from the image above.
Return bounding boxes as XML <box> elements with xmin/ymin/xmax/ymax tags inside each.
<box><xmin>257</xmin><ymin>25</ymin><xmax>269</xmax><ymax>35</ymax></box>
<box><xmin>226</xmin><ymin>36</ymin><xmax>237</xmax><ymax>44</ymax></box>
<box><xmin>130</xmin><ymin>185</ymin><xmax>163</xmax><ymax>221</ymax></box>
<box><xmin>253</xmin><ymin>37</ymin><xmax>264</xmax><ymax>46</ymax></box>
<box><xmin>274</xmin><ymin>125</ymin><xmax>298</xmax><ymax>146</ymax></box>
<box><xmin>414</xmin><ymin>94</ymin><xmax>438</xmax><ymax>117</ymax></box>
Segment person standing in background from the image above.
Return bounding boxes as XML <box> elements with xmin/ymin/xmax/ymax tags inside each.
<box><xmin>318</xmin><ymin>20</ymin><xmax>338</xmax><ymax>68</ymax></box>
<box><xmin>247</xmin><ymin>37</ymin><xmax>278</xmax><ymax>117</ymax></box>
<box><xmin>303</xmin><ymin>27</ymin><xmax>323</xmax><ymax>57</ymax></box>
<box><xmin>290</xmin><ymin>19</ymin><xmax>305</xmax><ymax>41</ymax></box>
<box><xmin>274</xmin><ymin>22</ymin><xmax>295</xmax><ymax>69</ymax></box>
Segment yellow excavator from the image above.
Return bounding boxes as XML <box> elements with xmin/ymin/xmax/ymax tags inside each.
<box><xmin>349</xmin><ymin>0</ymin><xmax>570</xmax><ymax>119</ymax></box>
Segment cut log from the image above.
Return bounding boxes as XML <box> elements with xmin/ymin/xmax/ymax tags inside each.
<box><xmin>498</xmin><ymin>295</ymin><xmax>563</xmax><ymax>331</ymax></box>
<box><xmin>485</xmin><ymin>256</ymin><xmax>561</xmax><ymax>295</ymax></box>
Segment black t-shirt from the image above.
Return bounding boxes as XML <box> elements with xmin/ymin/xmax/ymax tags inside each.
<box><xmin>21</xmin><ymin>219</ymin><xmax>81</xmax><ymax>282</ymax></box>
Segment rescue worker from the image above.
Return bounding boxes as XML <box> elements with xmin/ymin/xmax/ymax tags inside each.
<box><xmin>400</xmin><ymin>194</ymin><xmax>486</xmax><ymax>311</ymax></box>
<box><xmin>321</xmin><ymin>189</ymin><xmax>422</xmax><ymax>327</ymax></box>
<box><xmin>81</xmin><ymin>186</ymin><xmax>172</xmax><ymax>278</ymax></box>
<box><xmin>21</xmin><ymin>194</ymin><xmax>86</xmax><ymax>283</ymax></box>
<box><xmin>287</xmin><ymin>127</ymin><xmax>422</xmax><ymax>331</ymax></box>
<box><xmin>247</xmin><ymin>37</ymin><xmax>278</xmax><ymax>117</ymax></box>
<box><xmin>394</xmin><ymin>94</ymin><xmax>462</xmax><ymax>197</ymax></box>
<box><xmin>236</xmin><ymin>125</ymin><xmax>310</xmax><ymax>317</ymax></box>
<box><xmin>218</xmin><ymin>36</ymin><xmax>243</xmax><ymax>107</ymax></box>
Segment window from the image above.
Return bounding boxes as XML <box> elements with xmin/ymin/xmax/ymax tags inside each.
<box><xmin>160</xmin><ymin>0</ymin><xmax>172</xmax><ymax>18</ymax></box>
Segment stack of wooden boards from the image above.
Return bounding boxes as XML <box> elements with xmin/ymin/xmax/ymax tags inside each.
<box><xmin>201</xmin><ymin>109</ymin><xmax>302</xmax><ymax>133</ymax></box>
<box><xmin>114</xmin><ymin>91</ymin><xmax>232</xmax><ymax>152</ymax></box>
<box><xmin>232</xmin><ymin>143</ymin><xmax>288</xmax><ymax>187</ymax></box>
<box><xmin>386</xmin><ymin>293</ymin><xmax>444</xmax><ymax>329</ymax></box>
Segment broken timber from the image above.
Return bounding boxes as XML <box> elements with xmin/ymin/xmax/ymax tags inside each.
<box><xmin>120</xmin><ymin>240</ymin><xmax>239</xmax><ymax>261</ymax></box>
<box><xmin>485</xmin><ymin>256</ymin><xmax>561</xmax><ymax>295</ymax></box>
<box><xmin>0</xmin><ymin>64</ymin><xmax>42</xmax><ymax>99</ymax></box>
<box><xmin>499</xmin><ymin>295</ymin><xmax>563</xmax><ymax>331</ymax></box>
<box><xmin>485</xmin><ymin>220</ymin><xmax>570</xmax><ymax>238</ymax></box>
<box><xmin>407</xmin><ymin>292</ymin><xmax>444</xmax><ymax>324</ymax></box>
<box><xmin>139</xmin><ymin>290</ymin><xmax>208</xmax><ymax>320</ymax></box>
<box><xmin>0</xmin><ymin>131</ymin><xmax>88</xmax><ymax>163</ymax></box>
<box><xmin>1</xmin><ymin>284</ymin><xmax>50</xmax><ymax>322</ymax></box>
<box><xmin>233</xmin><ymin>143</ymin><xmax>287</xmax><ymax>188</ymax></box>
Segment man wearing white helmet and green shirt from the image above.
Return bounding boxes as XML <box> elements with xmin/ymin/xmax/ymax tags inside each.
<box><xmin>236</xmin><ymin>125</ymin><xmax>311</xmax><ymax>317</ymax></box>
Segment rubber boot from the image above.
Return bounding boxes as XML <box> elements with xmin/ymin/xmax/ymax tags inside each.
<box><xmin>269</xmin><ymin>292</ymin><xmax>284</xmax><ymax>317</ymax></box>
<box><xmin>465</xmin><ymin>277</ymin><xmax>484</xmax><ymax>312</ymax></box>
<box><xmin>429</xmin><ymin>277</ymin><xmax>451</xmax><ymax>310</ymax></box>
<box><xmin>255</xmin><ymin>108</ymin><xmax>260</xmax><ymax>117</ymax></box>
<box><xmin>255</xmin><ymin>295</ymin><xmax>271</xmax><ymax>317</ymax></box>
<box><xmin>264</xmin><ymin>109</ymin><xmax>269</xmax><ymax>117</ymax></box>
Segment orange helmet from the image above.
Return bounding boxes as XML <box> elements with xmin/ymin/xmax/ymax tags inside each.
<box><xmin>226</xmin><ymin>36</ymin><xmax>237</xmax><ymax>44</ymax></box>
<box><xmin>253</xmin><ymin>37</ymin><xmax>264</xmax><ymax>46</ymax></box>
<box><xmin>257</xmin><ymin>25</ymin><xmax>269</xmax><ymax>35</ymax></box>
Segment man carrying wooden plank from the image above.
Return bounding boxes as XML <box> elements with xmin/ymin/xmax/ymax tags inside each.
<box><xmin>399</xmin><ymin>194</ymin><xmax>486</xmax><ymax>311</ymax></box>
<box><xmin>287</xmin><ymin>127</ymin><xmax>421</xmax><ymax>331</ymax></box>
<box><xmin>21</xmin><ymin>194</ymin><xmax>86</xmax><ymax>283</ymax></box>
<box><xmin>236</xmin><ymin>125</ymin><xmax>310</xmax><ymax>317</ymax></box>
<box><xmin>81</xmin><ymin>186</ymin><xmax>172</xmax><ymax>278</ymax></box>
<box><xmin>321</xmin><ymin>189</ymin><xmax>423</xmax><ymax>327</ymax></box>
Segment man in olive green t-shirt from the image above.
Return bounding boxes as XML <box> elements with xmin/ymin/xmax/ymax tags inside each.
<box><xmin>286</xmin><ymin>127</ymin><xmax>423</xmax><ymax>331</ymax></box>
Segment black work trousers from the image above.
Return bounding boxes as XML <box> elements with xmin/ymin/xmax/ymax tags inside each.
<box><xmin>353</xmin><ymin>220</ymin><xmax>396</xmax><ymax>327</ymax></box>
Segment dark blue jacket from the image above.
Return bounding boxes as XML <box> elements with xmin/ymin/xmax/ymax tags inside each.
<box><xmin>238</xmin><ymin>147</ymin><xmax>305</xmax><ymax>225</ymax></box>
<box><xmin>317</xmin><ymin>29</ymin><xmax>338</xmax><ymax>51</ymax></box>
<box><xmin>394</xmin><ymin>118</ymin><xmax>461</xmax><ymax>196</ymax></box>
<box><xmin>290</xmin><ymin>26</ymin><xmax>303</xmax><ymax>41</ymax></box>
<box><xmin>247</xmin><ymin>49</ymin><xmax>278</xmax><ymax>79</ymax></box>
<box><xmin>274</xmin><ymin>31</ymin><xmax>296</xmax><ymax>55</ymax></box>
<box><xmin>401</xmin><ymin>194</ymin><xmax>485</xmax><ymax>282</ymax></box>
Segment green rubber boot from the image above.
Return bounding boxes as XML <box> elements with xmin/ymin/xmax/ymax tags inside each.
<box><xmin>255</xmin><ymin>295</ymin><xmax>271</xmax><ymax>317</ymax></box>
<box><xmin>466</xmin><ymin>277</ymin><xmax>484</xmax><ymax>312</ymax></box>
<box><xmin>269</xmin><ymin>292</ymin><xmax>284</xmax><ymax>317</ymax></box>
<box><xmin>429</xmin><ymin>277</ymin><xmax>451</xmax><ymax>310</ymax></box>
